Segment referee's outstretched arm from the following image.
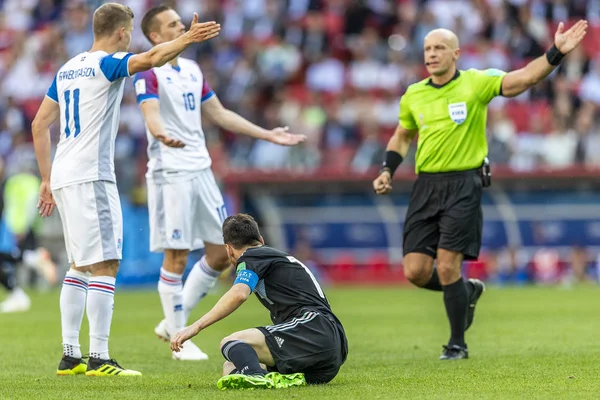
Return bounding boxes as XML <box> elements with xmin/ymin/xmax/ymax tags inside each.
<box><xmin>501</xmin><ymin>20</ymin><xmax>587</xmax><ymax>98</ymax></box>
<box><xmin>373</xmin><ymin>19</ymin><xmax>588</xmax><ymax>194</ymax></box>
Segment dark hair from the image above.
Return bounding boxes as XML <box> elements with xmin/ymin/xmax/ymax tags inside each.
<box><xmin>93</xmin><ymin>3</ymin><xmax>134</xmax><ymax>39</ymax></box>
<box><xmin>141</xmin><ymin>5</ymin><xmax>172</xmax><ymax>44</ymax></box>
<box><xmin>222</xmin><ymin>214</ymin><xmax>263</xmax><ymax>249</ymax></box>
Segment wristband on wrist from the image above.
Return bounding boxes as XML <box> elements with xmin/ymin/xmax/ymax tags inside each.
<box><xmin>380</xmin><ymin>151</ymin><xmax>404</xmax><ymax>177</ymax></box>
<box><xmin>545</xmin><ymin>44</ymin><xmax>565</xmax><ymax>66</ymax></box>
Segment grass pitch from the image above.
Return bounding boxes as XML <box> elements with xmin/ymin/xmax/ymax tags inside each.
<box><xmin>1</xmin><ymin>284</ymin><xmax>599</xmax><ymax>399</ymax></box>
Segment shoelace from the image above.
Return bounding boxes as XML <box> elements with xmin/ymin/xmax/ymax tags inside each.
<box><xmin>107</xmin><ymin>358</ymin><xmax>125</xmax><ymax>369</ymax></box>
<box><xmin>82</xmin><ymin>355</ymin><xmax>124</xmax><ymax>369</ymax></box>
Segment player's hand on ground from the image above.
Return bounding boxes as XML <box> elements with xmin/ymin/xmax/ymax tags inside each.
<box><xmin>185</xmin><ymin>13</ymin><xmax>220</xmax><ymax>44</ymax></box>
<box><xmin>171</xmin><ymin>324</ymin><xmax>200</xmax><ymax>352</ymax></box>
<box><xmin>37</xmin><ymin>181</ymin><xmax>55</xmax><ymax>218</ymax></box>
<box><xmin>373</xmin><ymin>171</ymin><xmax>392</xmax><ymax>195</ymax></box>
<box><xmin>554</xmin><ymin>20</ymin><xmax>588</xmax><ymax>54</ymax></box>
<box><xmin>155</xmin><ymin>133</ymin><xmax>185</xmax><ymax>148</ymax></box>
<box><xmin>268</xmin><ymin>127</ymin><xmax>307</xmax><ymax>146</ymax></box>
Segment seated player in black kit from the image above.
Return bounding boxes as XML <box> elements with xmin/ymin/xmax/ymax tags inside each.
<box><xmin>171</xmin><ymin>213</ymin><xmax>348</xmax><ymax>390</ymax></box>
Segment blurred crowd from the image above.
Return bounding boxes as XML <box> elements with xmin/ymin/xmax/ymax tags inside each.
<box><xmin>1</xmin><ymin>0</ymin><xmax>600</xmax><ymax>199</ymax></box>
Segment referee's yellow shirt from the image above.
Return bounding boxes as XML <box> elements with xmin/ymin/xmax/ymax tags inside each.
<box><xmin>399</xmin><ymin>68</ymin><xmax>506</xmax><ymax>174</ymax></box>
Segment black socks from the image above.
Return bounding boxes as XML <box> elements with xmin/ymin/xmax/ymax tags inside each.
<box><xmin>422</xmin><ymin>268</ymin><xmax>443</xmax><ymax>291</ymax></box>
<box><xmin>442</xmin><ymin>278</ymin><xmax>468</xmax><ymax>347</ymax></box>
<box><xmin>221</xmin><ymin>340</ymin><xmax>266</xmax><ymax>376</ymax></box>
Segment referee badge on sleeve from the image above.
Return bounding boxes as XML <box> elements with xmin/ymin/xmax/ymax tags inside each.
<box><xmin>448</xmin><ymin>102</ymin><xmax>467</xmax><ymax>124</ymax></box>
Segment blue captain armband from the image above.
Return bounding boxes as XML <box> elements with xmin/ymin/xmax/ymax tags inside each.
<box><xmin>234</xmin><ymin>269</ymin><xmax>258</xmax><ymax>292</ymax></box>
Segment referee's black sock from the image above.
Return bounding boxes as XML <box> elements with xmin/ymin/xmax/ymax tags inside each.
<box><xmin>442</xmin><ymin>278</ymin><xmax>468</xmax><ymax>347</ymax></box>
<box><xmin>221</xmin><ymin>340</ymin><xmax>266</xmax><ymax>376</ymax></box>
<box><xmin>423</xmin><ymin>268</ymin><xmax>443</xmax><ymax>291</ymax></box>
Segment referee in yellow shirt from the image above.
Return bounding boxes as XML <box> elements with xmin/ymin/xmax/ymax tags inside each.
<box><xmin>373</xmin><ymin>22</ymin><xmax>588</xmax><ymax>359</ymax></box>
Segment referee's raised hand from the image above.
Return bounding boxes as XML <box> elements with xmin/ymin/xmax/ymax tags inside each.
<box><xmin>373</xmin><ymin>170</ymin><xmax>392</xmax><ymax>195</ymax></box>
<box><xmin>554</xmin><ymin>20</ymin><xmax>588</xmax><ymax>55</ymax></box>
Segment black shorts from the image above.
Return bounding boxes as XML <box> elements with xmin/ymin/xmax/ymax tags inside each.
<box><xmin>403</xmin><ymin>169</ymin><xmax>483</xmax><ymax>260</ymax></box>
<box><xmin>257</xmin><ymin>310</ymin><xmax>348</xmax><ymax>385</ymax></box>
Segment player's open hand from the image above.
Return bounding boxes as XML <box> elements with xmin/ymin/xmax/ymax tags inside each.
<box><xmin>554</xmin><ymin>20</ymin><xmax>588</xmax><ymax>54</ymax></box>
<box><xmin>37</xmin><ymin>181</ymin><xmax>55</xmax><ymax>218</ymax></box>
<box><xmin>268</xmin><ymin>127</ymin><xmax>307</xmax><ymax>146</ymax></box>
<box><xmin>373</xmin><ymin>171</ymin><xmax>392</xmax><ymax>195</ymax></box>
<box><xmin>185</xmin><ymin>13</ymin><xmax>220</xmax><ymax>44</ymax></box>
<box><xmin>171</xmin><ymin>323</ymin><xmax>201</xmax><ymax>352</ymax></box>
<box><xmin>155</xmin><ymin>133</ymin><xmax>185</xmax><ymax>148</ymax></box>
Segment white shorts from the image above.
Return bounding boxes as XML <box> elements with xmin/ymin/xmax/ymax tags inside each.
<box><xmin>147</xmin><ymin>169</ymin><xmax>227</xmax><ymax>252</ymax></box>
<box><xmin>53</xmin><ymin>181</ymin><xmax>123</xmax><ymax>266</ymax></box>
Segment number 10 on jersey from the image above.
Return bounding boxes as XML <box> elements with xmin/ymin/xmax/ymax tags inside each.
<box><xmin>183</xmin><ymin>92</ymin><xmax>195</xmax><ymax>111</ymax></box>
<box><xmin>63</xmin><ymin>89</ymin><xmax>81</xmax><ymax>138</ymax></box>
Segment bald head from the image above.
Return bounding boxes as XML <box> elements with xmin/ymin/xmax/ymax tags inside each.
<box><xmin>423</xmin><ymin>29</ymin><xmax>460</xmax><ymax>80</ymax></box>
<box><xmin>424</xmin><ymin>29</ymin><xmax>459</xmax><ymax>50</ymax></box>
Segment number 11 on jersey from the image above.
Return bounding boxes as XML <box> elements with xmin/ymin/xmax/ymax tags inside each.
<box><xmin>64</xmin><ymin>88</ymin><xmax>81</xmax><ymax>138</ymax></box>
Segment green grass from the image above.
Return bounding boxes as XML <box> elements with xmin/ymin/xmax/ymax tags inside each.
<box><xmin>1</xmin><ymin>284</ymin><xmax>599</xmax><ymax>399</ymax></box>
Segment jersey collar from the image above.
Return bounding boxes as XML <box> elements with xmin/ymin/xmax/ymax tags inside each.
<box><xmin>427</xmin><ymin>69</ymin><xmax>460</xmax><ymax>89</ymax></box>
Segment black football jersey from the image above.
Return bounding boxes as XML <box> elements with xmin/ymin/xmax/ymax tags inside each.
<box><xmin>236</xmin><ymin>246</ymin><xmax>333</xmax><ymax>324</ymax></box>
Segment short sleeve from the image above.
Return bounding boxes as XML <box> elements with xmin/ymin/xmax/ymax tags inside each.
<box><xmin>398</xmin><ymin>93</ymin><xmax>417</xmax><ymax>130</ymax></box>
<box><xmin>133</xmin><ymin>69</ymin><xmax>159</xmax><ymax>104</ymax></box>
<box><xmin>46</xmin><ymin>76</ymin><xmax>58</xmax><ymax>103</ymax></box>
<box><xmin>99</xmin><ymin>52</ymin><xmax>133</xmax><ymax>82</ymax></box>
<box><xmin>472</xmin><ymin>68</ymin><xmax>506</xmax><ymax>104</ymax></box>
<box><xmin>201</xmin><ymin>79</ymin><xmax>215</xmax><ymax>103</ymax></box>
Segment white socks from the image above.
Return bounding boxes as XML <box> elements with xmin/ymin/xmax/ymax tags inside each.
<box><xmin>182</xmin><ymin>256</ymin><xmax>222</xmax><ymax>322</ymax></box>
<box><xmin>60</xmin><ymin>270</ymin><xmax>89</xmax><ymax>359</ymax></box>
<box><xmin>87</xmin><ymin>276</ymin><xmax>116</xmax><ymax>360</ymax></box>
<box><xmin>158</xmin><ymin>268</ymin><xmax>184</xmax><ymax>336</ymax></box>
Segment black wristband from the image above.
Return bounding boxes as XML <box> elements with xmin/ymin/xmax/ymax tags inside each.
<box><xmin>380</xmin><ymin>151</ymin><xmax>404</xmax><ymax>177</ymax></box>
<box><xmin>545</xmin><ymin>44</ymin><xmax>565</xmax><ymax>66</ymax></box>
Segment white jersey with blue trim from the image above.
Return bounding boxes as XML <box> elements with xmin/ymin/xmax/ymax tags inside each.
<box><xmin>133</xmin><ymin>58</ymin><xmax>214</xmax><ymax>183</ymax></box>
<box><xmin>46</xmin><ymin>51</ymin><xmax>132</xmax><ymax>190</ymax></box>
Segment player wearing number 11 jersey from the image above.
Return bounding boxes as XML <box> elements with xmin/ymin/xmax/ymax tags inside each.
<box><xmin>170</xmin><ymin>214</ymin><xmax>348</xmax><ymax>390</ymax></box>
<box><xmin>31</xmin><ymin>2</ymin><xmax>220</xmax><ymax>377</ymax></box>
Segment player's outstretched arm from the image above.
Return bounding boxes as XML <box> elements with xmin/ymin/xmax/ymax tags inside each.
<box><xmin>31</xmin><ymin>96</ymin><xmax>60</xmax><ymax>218</ymax></box>
<box><xmin>201</xmin><ymin>95</ymin><xmax>307</xmax><ymax>146</ymax></box>
<box><xmin>501</xmin><ymin>20</ymin><xmax>587</xmax><ymax>98</ymax></box>
<box><xmin>128</xmin><ymin>14</ymin><xmax>220</xmax><ymax>75</ymax></box>
<box><xmin>171</xmin><ymin>284</ymin><xmax>251</xmax><ymax>352</ymax></box>
<box><xmin>139</xmin><ymin>100</ymin><xmax>185</xmax><ymax>148</ymax></box>
<box><xmin>373</xmin><ymin>124</ymin><xmax>417</xmax><ymax>195</ymax></box>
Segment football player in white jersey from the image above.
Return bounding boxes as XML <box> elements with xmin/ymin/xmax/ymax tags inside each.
<box><xmin>30</xmin><ymin>3</ymin><xmax>220</xmax><ymax>377</ymax></box>
<box><xmin>134</xmin><ymin>5</ymin><xmax>305</xmax><ymax>361</ymax></box>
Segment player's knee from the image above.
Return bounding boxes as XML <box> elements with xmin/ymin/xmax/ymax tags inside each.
<box><xmin>403</xmin><ymin>262</ymin><xmax>430</xmax><ymax>285</ymax></box>
<box><xmin>436</xmin><ymin>260</ymin><xmax>461</xmax><ymax>281</ymax></box>
<box><xmin>88</xmin><ymin>259</ymin><xmax>119</xmax><ymax>276</ymax></box>
<box><xmin>163</xmin><ymin>250</ymin><xmax>189</xmax><ymax>273</ymax></box>
<box><xmin>206</xmin><ymin>252</ymin><xmax>230</xmax><ymax>272</ymax></box>
<box><xmin>220</xmin><ymin>334</ymin><xmax>242</xmax><ymax>350</ymax></box>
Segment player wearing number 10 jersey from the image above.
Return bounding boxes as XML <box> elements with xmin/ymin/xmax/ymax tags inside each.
<box><xmin>133</xmin><ymin>5</ymin><xmax>306</xmax><ymax>362</ymax></box>
<box><xmin>31</xmin><ymin>2</ymin><xmax>220</xmax><ymax>377</ymax></box>
<box><xmin>171</xmin><ymin>214</ymin><xmax>348</xmax><ymax>390</ymax></box>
